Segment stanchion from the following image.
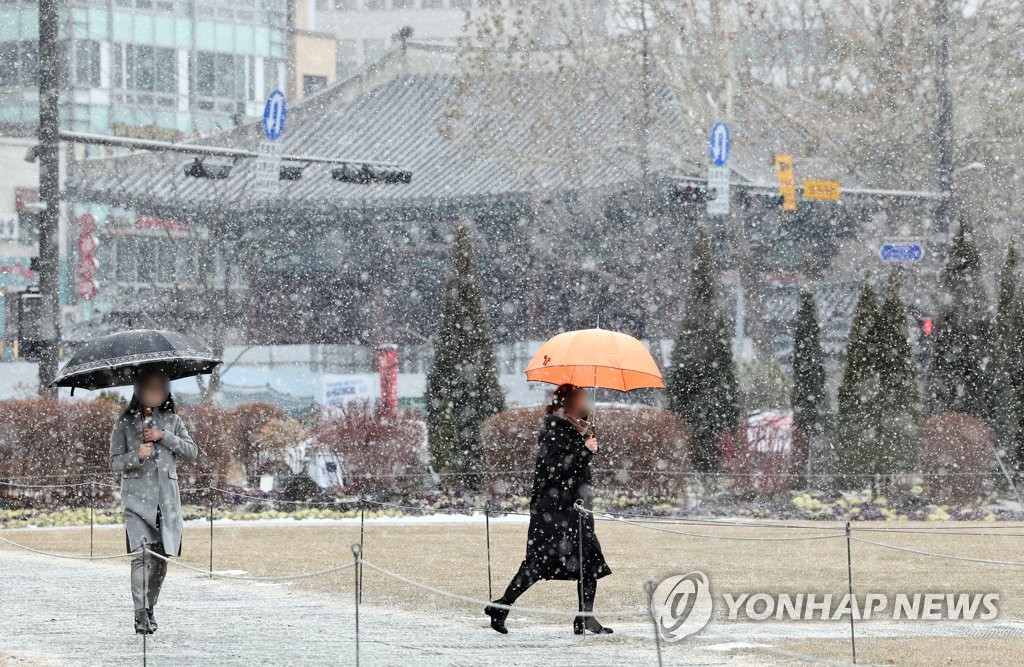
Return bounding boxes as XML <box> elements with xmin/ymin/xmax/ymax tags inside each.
<box><xmin>141</xmin><ymin>539</ymin><xmax>148</xmax><ymax>666</ymax></box>
<box><xmin>485</xmin><ymin>500</ymin><xmax>493</xmax><ymax>600</ymax></box>
<box><xmin>208</xmin><ymin>498</ymin><xmax>214</xmax><ymax>578</ymax></box>
<box><xmin>845</xmin><ymin>521</ymin><xmax>856</xmax><ymax>664</ymax></box>
<box><xmin>352</xmin><ymin>543</ymin><xmax>362</xmax><ymax>667</ymax></box>
<box><xmin>644</xmin><ymin>579</ymin><xmax>663</xmax><ymax>667</ymax></box>
<box><xmin>575</xmin><ymin>499</ymin><xmax>584</xmax><ymax>638</ymax></box>
<box><xmin>89</xmin><ymin>481</ymin><xmax>95</xmax><ymax>558</ymax></box>
<box><xmin>358</xmin><ymin>498</ymin><xmax>365</xmax><ymax>604</ymax></box>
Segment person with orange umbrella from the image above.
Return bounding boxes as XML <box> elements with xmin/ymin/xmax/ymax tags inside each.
<box><xmin>484</xmin><ymin>329</ymin><xmax>663</xmax><ymax>636</ymax></box>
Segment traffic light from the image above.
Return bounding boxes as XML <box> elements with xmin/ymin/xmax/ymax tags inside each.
<box><xmin>922</xmin><ymin>317</ymin><xmax>933</xmax><ymax>336</ymax></box>
<box><xmin>742</xmin><ymin>192</ymin><xmax>785</xmax><ymax>209</ymax></box>
<box><xmin>332</xmin><ymin>163</ymin><xmax>413</xmax><ymax>185</ymax></box>
<box><xmin>672</xmin><ymin>184</ymin><xmax>714</xmax><ymax>204</ymax></box>
<box><xmin>183</xmin><ymin>158</ymin><xmax>232</xmax><ymax>179</ymax></box>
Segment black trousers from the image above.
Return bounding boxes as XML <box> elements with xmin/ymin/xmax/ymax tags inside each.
<box><xmin>498</xmin><ymin>561</ymin><xmax>599</xmax><ymax>611</ymax></box>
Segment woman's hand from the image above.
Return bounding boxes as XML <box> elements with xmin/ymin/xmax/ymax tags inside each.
<box><xmin>138</xmin><ymin>442</ymin><xmax>154</xmax><ymax>460</ymax></box>
<box><xmin>142</xmin><ymin>428</ymin><xmax>165</xmax><ymax>442</ymax></box>
<box><xmin>584</xmin><ymin>437</ymin><xmax>598</xmax><ymax>454</ymax></box>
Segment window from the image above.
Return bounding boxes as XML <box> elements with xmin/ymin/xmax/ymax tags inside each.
<box><xmin>263</xmin><ymin>58</ymin><xmax>282</xmax><ymax>94</ymax></box>
<box><xmin>393</xmin><ymin>0</ymin><xmax>414</xmax><ymax>7</ymax></box>
<box><xmin>365</xmin><ymin>0</ymin><xmax>385</xmax><ymax>8</ymax></box>
<box><xmin>74</xmin><ymin>40</ymin><xmax>101</xmax><ymax>87</ymax></box>
<box><xmin>422</xmin><ymin>0</ymin><xmax>445</xmax><ymax>7</ymax></box>
<box><xmin>0</xmin><ymin>41</ymin><xmax>38</xmax><ymax>87</ymax></box>
<box><xmin>196</xmin><ymin>51</ymin><xmax>245</xmax><ymax>99</ymax></box>
<box><xmin>303</xmin><ymin>74</ymin><xmax>327</xmax><ymax>96</ymax></box>
<box><xmin>115</xmin><ymin>238</ymin><xmax>137</xmax><ymax>283</ymax></box>
<box><xmin>124</xmin><ymin>44</ymin><xmax>176</xmax><ymax>93</ymax></box>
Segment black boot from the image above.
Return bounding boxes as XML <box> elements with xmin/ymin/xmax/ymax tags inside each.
<box><xmin>484</xmin><ymin>602</ymin><xmax>509</xmax><ymax>634</ymax></box>
<box><xmin>134</xmin><ymin>608</ymin><xmax>153</xmax><ymax>635</ymax></box>
<box><xmin>146</xmin><ymin>607</ymin><xmax>158</xmax><ymax>633</ymax></box>
<box><xmin>574</xmin><ymin>578</ymin><xmax>612</xmax><ymax>635</ymax></box>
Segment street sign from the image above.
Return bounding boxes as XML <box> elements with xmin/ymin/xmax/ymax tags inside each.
<box><xmin>774</xmin><ymin>154</ymin><xmax>797</xmax><ymax>212</ymax></box>
<box><xmin>707</xmin><ymin>166</ymin><xmax>730</xmax><ymax>216</ymax></box>
<box><xmin>262</xmin><ymin>89</ymin><xmax>287</xmax><ymax>141</ymax></box>
<box><xmin>880</xmin><ymin>241</ymin><xmax>925</xmax><ymax>263</ymax></box>
<box><xmin>803</xmin><ymin>179</ymin><xmax>842</xmax><ymax>202</ymax></box>
<box><xmin>253</xmin><ymin>139</ymin><xmax>282</xmax><ymax>197</ymax></box>
<box><xmin>709</xmin><ymin>122</ymin><xmax>731</xmax><ymax>167</ymax></box>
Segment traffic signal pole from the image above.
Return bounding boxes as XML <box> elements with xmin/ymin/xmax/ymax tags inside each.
<box><xmin>36</xmin><ymin>0</ymin><xmax>61</xmax><ymax>397</ymax></box>
<box><xmin>933</xmin><ymin>0</ymin><xmax>955</xmax><ymax>241</ymax></box>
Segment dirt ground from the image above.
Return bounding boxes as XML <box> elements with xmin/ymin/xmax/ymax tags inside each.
<box><xmin>3</xmin><ymin>516</ymin><xmax>1023</xmax><ymax>665</ymax></box>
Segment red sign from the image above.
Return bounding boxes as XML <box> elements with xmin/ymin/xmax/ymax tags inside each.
<box><xmin>75</xmin><ymin>214</ymin><xmax>100</xmax><ymax>301</ymax></box>
<box><xmin>137</xmin><ymin>216</ymin><xmax>188</xmax><ymax>232</ymax></box>
<box><xmin>76</xmin><ymin>278</ymin><xmax>98</xmax><ymax>300</ymax></box>
<box><xmin>0</xmin><ymin>264</ymin><xmax>35</xmax><ymax>280</ymax></box>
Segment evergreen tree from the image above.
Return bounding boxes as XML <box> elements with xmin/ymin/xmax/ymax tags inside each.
<box><xmin>873</xmin><ymin>274</ymin><xmax>920</xmax><ymax>477</ymax></box>
<box><xmin>993</xmin><ymin>244</ymin><xmax>1024</xmax><ymax>468</ymax></box>
<box><xmin>666</xmin><ymin>227</ymin><xmax>739</xmax><ymax>472</ymax></box>
<box><xmin>927</xmin><ymin>220</ymin><xmax>996</xmax><ymax>420</ymax></box>
<box><xmin>834</xmin><ymin>277</ymin><xmax>881</xmax><ymax>486</ymax></box>
<box><xmin>791</xmin><ymin>290</ymin><xmax>827</xmax><ymax>478</ymax></box>
<box><xmin>425</xmin><ymin>225</ymin><xmax>505</xmax><ymax>485</ymax></box>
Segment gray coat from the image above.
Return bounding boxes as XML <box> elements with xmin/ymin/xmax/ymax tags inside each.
<box><xmin>109</xmin><ymin>408</ymin><xmax>198</xmax><ymax>556</ymax></box>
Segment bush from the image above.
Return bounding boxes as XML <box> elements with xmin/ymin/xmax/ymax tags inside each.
<box><xmin>312</xmin><ymin>403</ymin><xmax>428</xmax><ymax>496</ymax></box>
<box><xmin>917</xmin><ymin>413</ymin><xmax>995</xmax><ymax>503</ymax></box>
<box><xmin>178</xmin><ymin>403</ymin><xmax>238</xmax><ymax>499</ymax></box>
<box><xmin>230</xmin><ymin>402</ymin><xmax>290</xmax><ymax>486</ymax></box>
<box><xmin>478</xmin><ymin>405</ymin><xmax>692</xmax><ymax>498</ymax></box>
<box><xmin>718</xmin><ymin>412</ymin><xmax>801</xmax><ymax>499</ymax></box>
<box><xmin>280</xmin><ymin>472</ymin><xmax>326</xmax><ymax>503</ymax></box>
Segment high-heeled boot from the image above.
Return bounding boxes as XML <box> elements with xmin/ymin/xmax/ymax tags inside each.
<box><xmin>484</xmin><ymin>601</ymin><xmax>510</xmax><ymax>634</ymax></box>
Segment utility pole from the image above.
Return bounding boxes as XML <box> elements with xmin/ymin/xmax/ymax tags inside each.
<box><xmin>933</xmin><ymin>0</ymin><xmax>955</xmax><ymax>240</ymax></box>
<box><xmin>37</xmin><ymin>0</ymin><xmax>61</xmax><ymax>398</ymax></box>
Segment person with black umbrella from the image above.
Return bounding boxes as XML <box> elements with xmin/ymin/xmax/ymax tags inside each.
<box><xmin>109</xmin><ymin>370</ymin><xmax>198</xmax><ymax>634</ymax></box>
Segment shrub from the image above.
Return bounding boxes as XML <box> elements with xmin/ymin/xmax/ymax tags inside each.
<box><xmin>917</xmin><ymin>413</ymin><xmax>995</xmax><ymax>503</ymax></box>
<box><xmin>280</xmin><ymin>472</ymin><xmax>326</xmax><ymax>503</ymax></box>
<box><xmin>230</xmin><ymin>402</ymin><xmax>290</xmax><ymax>486</ymax></box>
<box><xmin>312</xmin><ymin>403</ymin><xmax>427</xmax><ymax>496</ymax></box>
<box><xmin>478</xmin><ymin>405</ymin><xmax>692</xmax><ymax>498</ymax></box>
<box><xmin>718</xmin><ymin>412</ymin><xmax>801</xmax><ymax>499</ymax></box>
<box><xmin>178</xmin><ymin>403</ymin><xmax>238</xmax><ymax>499</ymax></box>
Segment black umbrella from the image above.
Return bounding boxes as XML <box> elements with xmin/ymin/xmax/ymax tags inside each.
<box><xmin>52</xmin><ymin>329</ymin><xmax>221</xmax><ymax>392</ymax></box>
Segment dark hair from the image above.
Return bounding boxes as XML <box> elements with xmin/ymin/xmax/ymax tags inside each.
<box><xmin>122</xmin><ymin>372</ymin><xmax>176</xmax><ymax>418</ymax></box>
<box><xmin>545</xmin><ymin>383</ymin><xmax>583</xmax><ymax>415</ymax></box>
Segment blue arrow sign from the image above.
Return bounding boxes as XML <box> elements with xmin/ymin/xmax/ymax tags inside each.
<box><xmin>880</xmin><ymin>242</ymin><xmax>924</xmax><ymax>263</ymax></box>
<box><xmin>709</xmin><ymin>121</ymin><xmax>731</xmax><ymax>166</ymax></box>
<box><xmin>262</xmin><ymin>89</ymin><xmax>287</xmax><ymax>141</ymax></box>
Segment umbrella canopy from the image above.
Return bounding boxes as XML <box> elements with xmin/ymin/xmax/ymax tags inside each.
<box><xmin>524</xmin><ymin>328</ymin><xmax>664</xmax><ymax>392</ymax></box>
<box><xmin>52</xmin><ymin>329</ymin><xmax>221</xmax><ymax>391</ymax></box>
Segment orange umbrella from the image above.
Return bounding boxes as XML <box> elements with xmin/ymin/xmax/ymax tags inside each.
<box><xmin>524</xmin><ymin>328</ymin><xmax>664</xmax><ymax>391</ymax></box>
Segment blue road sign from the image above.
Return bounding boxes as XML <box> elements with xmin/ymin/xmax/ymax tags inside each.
<box><xmin>262</xmin><ymin>90</ymin><xmax>287</xmax><ymax>141</ymax></box>
<box><xmin>709</xmin><ymin>121</ymin><xmax>731</xmax><ymax>166</ymax></box>
<box><xmin>880</xmin><ymin>242</ymin><xmax>924</xmax><ymax>263</ymax></box>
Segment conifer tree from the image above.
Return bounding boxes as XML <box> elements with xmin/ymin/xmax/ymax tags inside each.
<box><xmin>425</xmin><ymin>225</ymin><xmax>505</xmax><ymax>485</ymax></box>
<box><xmin>873</xmin><ymin>274</ymin><xmax>920</xmax><ymax>477</ymax></box>
<box><xmin>791</xmin><ymin>290</ymin><xmax>827</xmax><ymax>478</ymax></box>
<box><xmin>993</xmin><ymin>244</ymin><xmax>1024</xmax><ymax>467</ymax></box>
<box><xmin>666</xmin><ymin>227</ymin><xmax>739</xmax><ymax>472</ymax></box>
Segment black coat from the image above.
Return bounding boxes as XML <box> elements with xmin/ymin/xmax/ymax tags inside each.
<box><xmin>522</xmin><ymin>414</ymin><xmax>611</xmax><ymax>581</ymax></box>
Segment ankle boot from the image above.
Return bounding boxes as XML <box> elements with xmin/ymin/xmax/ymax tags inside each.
<box><xmin>146</xmin><ymin>607</ymin><xmax>157</xmax><ymax>633</ymax></box>
<box><xmin>484</xmin><ymin>601</ymin><xmax>510</xmax><ymax>634</ymax></box>
<box><xmin>134</xmin><ymin>608</ymin><xmax>153</xmax><ymax>635</ymax></box>
<box><xmin>573</xmin><ymin>614</ymin><xmax>613</xmax><ymax>635</ymax></box>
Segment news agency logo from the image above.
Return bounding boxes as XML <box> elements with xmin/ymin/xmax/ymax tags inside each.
<box><xmin>649</xmin><ymin>572</ymin><xmax>714</xmax><ymax>642</ymax></box>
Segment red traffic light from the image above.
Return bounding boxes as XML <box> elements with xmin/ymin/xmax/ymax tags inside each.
<box><xmin>922</xmin><ymin>318</ymin><xmax>933</xmax><ymax>335</ymax></box>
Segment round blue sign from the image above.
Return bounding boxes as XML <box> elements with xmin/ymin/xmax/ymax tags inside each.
<box><xmin>709</xmin><ymin>121</ymin><xmax>731</xmax><ymax>166</ymax></box>
<box><xmin>262</xmin><ymin>89</ymin><xmax>287</xmax><ymax>141</ymax></box>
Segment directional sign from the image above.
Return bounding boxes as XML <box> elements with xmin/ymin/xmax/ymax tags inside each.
<box><xmin>709</xmin><ymin>122</ymin><xmax>731</xmax><ymax>167</ymax></box>
<box><xmin>262</xmin><ymin>89</ymin><xmax>287</xmax><ymax>141</ymax></box>
<box><xmin>880</xmin><ymin>241</ymin><xmax>925</xmax><ymax>263</ymax></box>
<box><xmin>803</xmin><ymin>179</ymin><xmax>842</xmax><ymax>202</ymax></box>
<box><xmin>707</xmin><ymin>166</ymin><xmax>730</xmax><ymax>216</ymax></box>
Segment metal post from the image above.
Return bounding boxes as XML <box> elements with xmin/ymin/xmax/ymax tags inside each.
<box><xmin>934</xmin><ymin>0</ymin><xmax>955</xmax><ymax>241</ymax></box>
<box><xmin>845</xmin><ymin>522</ymin><xmax>857</xmax><ymax>664</ymax></box>
<box><xmin>351</xmin><ymin>543</ymin><xmax>361</xmax><ymax>667</ymax></box>
<box><xmin>208</xmin><ymin>498</ymin><xmax>214</xmax><ymax>578</ymax></box>
<box><xmin>358</xmin><ymin>498</ymin><xmax>365</xmax><ymax>604</ymax></box>
<box><xmin>575</xmin><ymin>499</ymin><xmax>584</xmax><ymax>636</ymax></box>
<box><xmin>141</xmin><ymin>539</ymin><xmax>148</xmax><ymax>665</ymax></box>
<box><xmin>36</xmin><ymin>0</ymin><xmax>61</xmax><ymax>396</ymax></box>
<box><xmin>485</xmin><ymin>500</ymin><xmax>493</xmax><ymax>600</ymax></box>
<box><xmin>89</xmin><ymin>486</ymin><xmax>94</xmax><ymax>558</ymax></box>
<box><xmin>644</xmin><ymin>579</ymin><xmax>663</xmax><ymax>667</ymax></box>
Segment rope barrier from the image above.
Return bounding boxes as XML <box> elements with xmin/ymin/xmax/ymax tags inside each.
<box><xmin>143</xmin><ymin>548</ymin><xmax>358</xmax><ymax>581</ymax></box>
<box><xmin>356</xmin><ymin>559</ymin><xmax>649</xmax><ymax>619</ymax></box>
<box><xmin>0</xmin><ymin>534</ymin><xmax>138</xmax><ymax>560</ymax></box>
<box><xmin>850</xmin><ymin>536</ymin><xmax>1024</xmax><ymax>567</ymax></box>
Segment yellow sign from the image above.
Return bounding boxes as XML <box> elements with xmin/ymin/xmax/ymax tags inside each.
<box><xmin>774</xmin><ymin>154</ymin><xmax>797</xmax><ymax>212</ymax></box>
<box><xmin>803</xmin><ymin>179</ymin><xmax>842</xmax><ymax>202</ymax></box>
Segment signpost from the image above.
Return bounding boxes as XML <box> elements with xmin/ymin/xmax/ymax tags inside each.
<box><xmin>255</xmin><ymin>90</ymin><xmax>286</xmax><ymax>197</ymax></box>
<box><xmin>803</xmin><ymin>179</ymin><xmax>842</xmax><ymax>202</ymax></box>
<box><xmin>707</xmin><ymin>122</ymin><xmax>730</xmax><ymax>216</ymax></box>
<box><xmin>774</xmin><ymin>154</ymin><xmax>797</xmax><ymax>212</ymax></box>
<box><xmin>880</xmin><ymin>241</ymin><xmax>925</xmax><ymax>263</ymax></box>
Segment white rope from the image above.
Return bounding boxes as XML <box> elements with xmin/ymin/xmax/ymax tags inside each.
<box><xmin>850</xmin><ymin>536</ymin><xmax>1024</xmax><ymax>567</ymax></box>
<box><xmin>144</xmin><ymin>548</ymin><xmax>357</xmax><ymax>581</ymax></box>
<box><xmin>357</xmin><ymin>559</ymin><xmax>649</xmax><ymax>619</ymax></box>
<box><xmin>577</xmin><ymin>506</ymin><xmax>844</xmax><ymax>541</ymax></box>
<box><xmin>0</xmin><ymin>534</ymin><xmax>139</xmax><ymax>560</ymax></box>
